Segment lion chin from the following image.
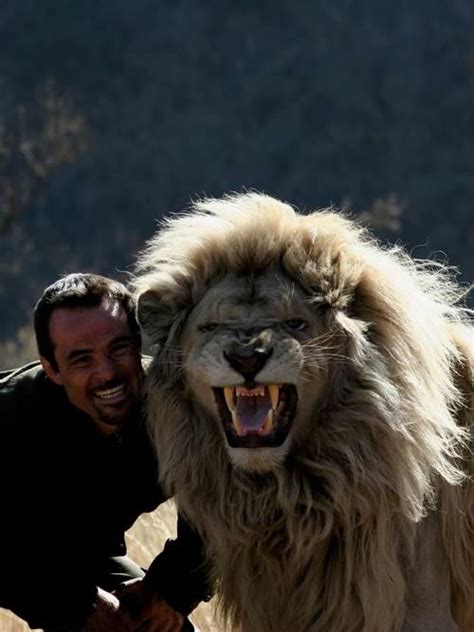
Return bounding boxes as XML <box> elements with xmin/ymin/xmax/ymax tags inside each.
<box><xmin>134</xmin><ymin>192</ymin><xmax>473</xmax><ymax>632</ymax></box>
<box><xmin>226</xmin><ymin>443</ymin><xmax>291</xmax><ymax>472</ymax></box>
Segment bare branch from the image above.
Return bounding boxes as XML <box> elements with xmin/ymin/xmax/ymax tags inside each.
<box><xmin>0</xmin><ymin>79</ymin><xmax>89</xmax><ymax>235</ymax></box>
<box><xmin>343</xmin><ymin>194</ymin><xmax>404</xmax><ymax>233</ymax></box>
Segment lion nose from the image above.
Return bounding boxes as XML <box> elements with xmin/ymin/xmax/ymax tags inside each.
<box><xmin>224</xmin><ymin>343</ymin><xmax>273</xmax><ymax>381</ymax></box>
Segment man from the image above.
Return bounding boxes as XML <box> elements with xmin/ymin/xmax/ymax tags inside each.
<box><xmin>0</xmin><ymin>273</ymin><xmax>210</xmax><ymax>631</ymax></box>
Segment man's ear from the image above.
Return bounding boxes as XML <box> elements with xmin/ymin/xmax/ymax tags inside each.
<box><xmin>40</xmin><ymin>356</ymin><xmax>63</xmax><ymax>386</ymax></box>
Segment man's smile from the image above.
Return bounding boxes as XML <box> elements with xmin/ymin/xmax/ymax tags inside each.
<box><xmin>93</xmin><ymin>382</ymin><xmax>128</xmax><ymax>404</ymax></box>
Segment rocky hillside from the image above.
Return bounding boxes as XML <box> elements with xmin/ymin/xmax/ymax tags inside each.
<box><xmin>1</xmin><ymin>0</ymin><xmax>473</xmax><ymax>348</ymax></box>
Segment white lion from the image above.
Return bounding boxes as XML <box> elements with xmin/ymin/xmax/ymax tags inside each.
<box><xmin>134</xmin><ymin>193</ymin><xmax>473</xmax><ymax>632</ymax></box>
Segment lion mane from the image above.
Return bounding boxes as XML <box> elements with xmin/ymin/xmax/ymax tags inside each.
<box><xmin>134</xmin><ymin>193</ymin><xmax>473</xmax><ymax>632</ymax></box>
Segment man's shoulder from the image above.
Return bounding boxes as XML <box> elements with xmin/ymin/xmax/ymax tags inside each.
<box><xmin>0</xmin><ymin>360</ymin><xmax>44</xmax><ymax>390</ymax></box>
<box><xmin>0</xmin><ymin>359</ymin><xmax>42</xmax><ymax>379</ymax></box>
<box><xmin>0</xmin><ymin>361</ymin><xmax>48</xmax><ymax>419</ymax></box>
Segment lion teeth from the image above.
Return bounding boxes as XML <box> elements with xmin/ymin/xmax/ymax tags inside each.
<box><xmin>268</xmin><ymin>384</ymin><xmax>279</xmax><ymax>410</ymax></box>
<box><xmin>236</xmin><ymin>385</ymin><xmax>265</xmax><ymax>397</ymax></box>
<box><xmin>259</xmin><ymin>408</ymin><xmax>273</xmax><ymax>435</ymax></box>
<box><xmin>224</xmin><ymin>386</ymin><xmax>236</xmax><ymax>412</ymax></box>
<box><xmin>230</xmin><ymin>409</ymin><xmax>245</xmax><ymax>436</ymax></box>
<box><xmin>223</xmin><ymin>385</ymin><xmax>278</xmax><ymax>436</ymax></box>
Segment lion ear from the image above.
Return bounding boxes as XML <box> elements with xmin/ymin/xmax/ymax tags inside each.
<box><xmin>136</xmin><ymin>289</ymin><xmax>177</xmax><ymax>347</ymax></box>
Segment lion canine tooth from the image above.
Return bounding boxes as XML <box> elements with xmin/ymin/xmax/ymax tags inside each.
<box><xmin>268</xmin><ymin>384</ymin><xmax>279</xmax><ymax>410</ymax></box>
<box><xmin>231</xmin><ymin>410</ymin><xmax>245</xmax><ymax>436</ymax></box>
<box><xmin>224</xmin><ymin>386</ymin><xmax>236</xmax><ymax>412</ymax></box>
<box><xmin>260</xmin><ymin>408</ymin><xmax>274</xmax><ymax>435</ymax></box>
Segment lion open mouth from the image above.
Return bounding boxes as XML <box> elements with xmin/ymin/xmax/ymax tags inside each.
<box><xmin>213</xmin><ymin>384</ymin><xmax>297</xmax><ymax>448</ymax></box>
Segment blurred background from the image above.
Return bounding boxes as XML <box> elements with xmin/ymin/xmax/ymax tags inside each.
<box><xmin>1</xmin><ymin>0</ymin><xmax>474</xmax><ymax>365</ymax></box>
<box><xmin>1</xmin><ymin>1</ymin><xmax>473</xmax><ymax>628</ymax></box>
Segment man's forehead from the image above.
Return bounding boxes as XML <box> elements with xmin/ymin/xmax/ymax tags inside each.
<box><xmin>49</xmin><ymin>300</ymin><xmax>130</xmax><ymax>346</ymax></box>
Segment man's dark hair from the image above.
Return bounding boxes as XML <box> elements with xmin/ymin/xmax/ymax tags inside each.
<box><xmin>34</xmin><ymin>273</ymin><xmax>141</xmax><ymax>369</ymax></box>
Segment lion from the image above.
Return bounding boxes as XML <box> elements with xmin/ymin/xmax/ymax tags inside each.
<box><xmin>133</xmin><ymin>193</ymin><xmax>473</xmax><ymax>632</ymax></box>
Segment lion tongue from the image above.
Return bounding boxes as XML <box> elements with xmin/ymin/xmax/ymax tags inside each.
<box><xmin>236</xmin><ymin>392</ymin><xmax>271</xmax><ymax>433</ymax></box>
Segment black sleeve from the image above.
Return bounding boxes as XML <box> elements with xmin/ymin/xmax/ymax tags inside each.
<box><xmin>143</xmin><ymin>515</ymin><xmax>213</xmax><ymax>615</ymax></box>
<box><xmin>0</xmin><ymin>561</ymin><xmax>98</xmax><ymax>630</ymax></box>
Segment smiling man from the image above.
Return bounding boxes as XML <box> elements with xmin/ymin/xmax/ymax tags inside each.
<box><xmin>40</xmin><ymin>293</ymin><xmax>143</xmax><ymax>434</ymax></box>
<box><xmin>0</xmin><ymin>274</ymin><xmax>210</xmax><ymax>632</ymax></box>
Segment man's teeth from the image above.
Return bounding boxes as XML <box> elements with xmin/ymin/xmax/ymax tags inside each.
<box><xmin>95</xmin><ymin>384</ymin><xmax>125</xmax><ymax>399</ymax></box>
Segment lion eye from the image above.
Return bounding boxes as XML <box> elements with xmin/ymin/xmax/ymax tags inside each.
<box><xmin>198</xmin><ymin>323</ymin><xmax>219</xmax><ymax>333</ymax></box>
<box><xmin>285</xmin><ymin>318</ymin><xmax>307</xmax><ymax>331</ymax></box>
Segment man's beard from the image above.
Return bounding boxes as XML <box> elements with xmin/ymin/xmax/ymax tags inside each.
<box><xmin>94</xmin><ymin>396</ymin><xmax>142</xmax><ymax>428</ymax></box>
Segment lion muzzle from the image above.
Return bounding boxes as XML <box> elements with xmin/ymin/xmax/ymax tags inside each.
<box><xmin>223</xmin><ymin>340</ymin><xmax>273</xmax><ymax>382</ymax></box>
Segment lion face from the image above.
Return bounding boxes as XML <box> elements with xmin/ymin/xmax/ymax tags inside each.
<box><xmin>180</xmin><ymin>269</ymin><xmax>329</xmax><ymax>471</ymax></box>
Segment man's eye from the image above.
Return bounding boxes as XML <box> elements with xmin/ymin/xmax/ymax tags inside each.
<box><xmin>285</xmin><ymin>318</ymin><xmax>307</xmax><ymax>331</ymax></box>
<box><xmin>198</xmin><ymin>323</ymin><xmax>219</xmax><ymax>333</ymax></box>
<box><xmin>111</xmin><ymin>343</ymin><xmax>133</xmax><ymax>356</ymax></box>
<box><xmin>71</xmin><ymin>356</ymin><xmax>91</xmax><ymax>367</ymax></box>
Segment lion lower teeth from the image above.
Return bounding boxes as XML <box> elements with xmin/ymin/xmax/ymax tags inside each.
<box><xmin>230</xmin><ymin>409</ymin><xmax>274</xmax><ymax>436</ymax></box>
<box><xmin>231</xmin><ymin>410</ymin><xmax>244</xmax><ymax>435</ymax></box>
<box><xmin>260</xmin><ymin>409</ymin><xmax>273</xmax><ymax>435</ymax></box>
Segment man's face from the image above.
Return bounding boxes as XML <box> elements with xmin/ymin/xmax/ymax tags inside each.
<box><xmin>41</xmin><ymin>301</ymin><xmax>143</xmax><ymax>434</ymax></box>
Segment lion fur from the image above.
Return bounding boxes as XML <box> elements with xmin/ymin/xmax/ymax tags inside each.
<box><xmin>134</xmin><ymin>193</ymin><xmax>474</xmax><ymax>632</ymax></box>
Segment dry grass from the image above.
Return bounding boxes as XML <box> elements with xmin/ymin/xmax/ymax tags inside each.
<box><xmin>0</xmin><ymin>500</ymin><xmax>220</xmax><ymax>631</ymax></box>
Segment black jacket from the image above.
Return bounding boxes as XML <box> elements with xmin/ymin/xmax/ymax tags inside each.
<box><xmin>0</xmin><ymin>362</ymin><xmax>210</xmax><ymax>628</ymax></box>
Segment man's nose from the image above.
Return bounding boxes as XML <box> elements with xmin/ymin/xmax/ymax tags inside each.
<box><xmin>95</xmin><ymin>356</ymin><xmax>116</xmax><ymax>381</ymax></box>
